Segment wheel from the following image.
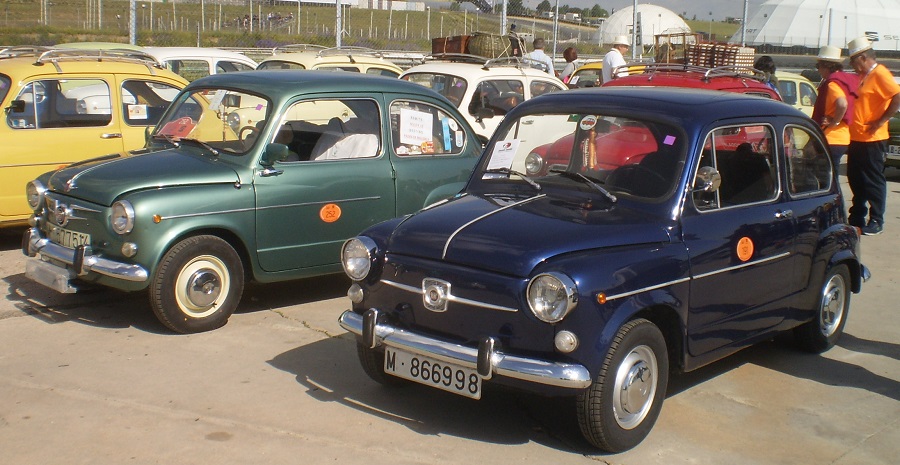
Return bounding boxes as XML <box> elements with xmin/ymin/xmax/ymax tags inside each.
<box><xmin>576</xmin><ymin>318</ymin><xmax>669</xmax><ymax>452</ymax></box>
<box><xmin>356</xmin><ymin>343</ymin><xmax>407</xmax><ymax>387</ymax></box>
<box><xmin>794</xmin><ymin>264</ymin><xmax>850</xmax><ymax>353</ymax></box>
<box><xmin>149</xmin><ymin>235</ymin><xmax>244</xmax><ymax>334</ymax></box>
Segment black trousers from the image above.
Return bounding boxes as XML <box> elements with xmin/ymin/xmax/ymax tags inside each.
<box><xmin>846</xmin><ymin>140</ymin><xmax>887</xmax><ymax>226</ymax></box>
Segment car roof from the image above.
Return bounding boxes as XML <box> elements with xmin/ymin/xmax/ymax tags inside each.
<box><xmin>402</xmin><ymin>57</ymin><xmax>563</xmax><ymax>81</ymax></box>
<box><xmin>509</xmin><ymin>86</ymin><xmax>804</xmax><ymax>124</ymax></box>
<box><xmin>143</xmin><ymin>47</ymin><xmax>258</xmax><ymax>65</ymax></box>
<box><xmin>603</xmin><ymin>63</ymin><xmax>780</xmax><ymax>99</ymax></box>
<box><xmin>258</xmin><ymin>46</ymin><xmax>402</xmax><ymax>71</ymax></box>
<box><xmin>0</xmin><ymin>47</ymin><xmax>187</xmax><ymax>83</ymax></box>
<box><xmin>185</xmin><ymin>69</ymin><xmax>445</xmax><ymax>99</ymax></box>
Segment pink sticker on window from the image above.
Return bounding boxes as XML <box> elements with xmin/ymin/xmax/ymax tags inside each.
<box><xmin>256</xmin><ymin>104</ymin><xmax>264</xmax><ymax>111</ymax></box>
<box><xmin>664</xmin><ymin>135</ymin><xmax>676</xmax><ymax>145</ymax></box>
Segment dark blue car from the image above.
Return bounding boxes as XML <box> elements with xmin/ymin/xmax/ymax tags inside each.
<box><xmin>338</xmin><ymin>87</ymin><xmax>869</xmax><ymax>452</ymax></box>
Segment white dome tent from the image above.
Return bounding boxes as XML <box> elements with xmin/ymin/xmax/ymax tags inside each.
<box><xmin>596</xmin><ymin>4</ymin><xmax>690</xmax><ymax>47</ymax></box>
<box><xmin>730</xmin><ymin>0</ymin><xmax>900</xmax><ymax>51</ymax></box>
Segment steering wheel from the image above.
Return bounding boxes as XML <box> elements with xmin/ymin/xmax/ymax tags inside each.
<box><xmin>238</xmin><ymin>125</ymin><xmax>259</xmax><ymax>141</ymax></box>
<box><xmin>607</xmin><ymin>163</ymin><xmax>668</xmax><ymax>196</ymax></box>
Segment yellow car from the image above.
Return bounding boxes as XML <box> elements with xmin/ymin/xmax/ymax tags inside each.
<box><xmin>0</xmin><ymin>47</ymin><xmax>188</xmax><ymax>227</ymax></box>
<box><xmin>566</xmin><ymin>61</ymin><xmax>603</xmax><ymax>88</ymax></box>
<box><xmin>256</xmin><ymin>45</ymin><xmax>403</xmax><ymax>77</ymax></box>
<box><xmin>776</xmin><ymin>70</ymin><xmax>817</xmax><ymax>117</ymax></box>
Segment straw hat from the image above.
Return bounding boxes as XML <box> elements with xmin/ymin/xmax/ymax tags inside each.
<box><xmin>847</xmin><ymin>36</ymin><xmax>873</xmax><ymax>57</ymax></box>
<box><xmin>816</xmin><ymin>45</ymin><xmax>843</xmax><ymax>63</ymax></box>
<box><xmin>612</xmin><ymin>35</ymin><xmax>631</xmax><ymax>47</ymax></box>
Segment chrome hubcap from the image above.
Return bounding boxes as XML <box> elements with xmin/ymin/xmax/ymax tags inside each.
<box><xmin>613</xmin><ymin>345</ymin><xmax>658</xmax><ymax>430</ymax></box>
<box><xmin>187</xmin><ymin>270</ymin><xmax>221</xmax><ymax>308</ymax></box>
<box><xmin>820</xmin><ymin>274</ymin><xmax>846</xmax><ymax>337</ymax></box>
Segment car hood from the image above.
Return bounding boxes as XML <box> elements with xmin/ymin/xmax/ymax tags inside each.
<box><xmin>46</xmin><ymin>150</ymin><xmax>242</xmax><ymax>206</ymax></box>
<box><xmin>386</xmin><ymin>193</ymin><xmax>671</xmax><ymax>277</ymax></box>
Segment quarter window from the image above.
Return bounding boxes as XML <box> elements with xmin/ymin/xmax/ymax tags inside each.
<box><xmin>784</xmin><ymin>126</ymin><xmax>831</xmax><ymax>195</ymax></box>
<box><xmin>121</xmin><ymin>80</ymin><xmax>182</xmax><ymax>126</ymax></box>
<box><xmin>694</xmin><ymin>125</ymin><xmax>778</xmax><ymax>210</ymax></box>
<box><xmin>530</xmin><ymin>80</ymin><xmax>563</xmax><ymax>97</ymax></box>
<box><xmin>390</xmin><ymin>101</ymin><xmax>466</xmax><ymax>156</ymax></box>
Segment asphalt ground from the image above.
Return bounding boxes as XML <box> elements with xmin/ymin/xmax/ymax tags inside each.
<box><xmin>0</xmin><ymin>169</ymin><xmax>897</xmax><ymax>465</ymax></box>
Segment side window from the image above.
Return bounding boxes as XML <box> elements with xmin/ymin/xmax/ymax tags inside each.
<box><xmin>693</xmin><ymin>125</ymin><xmax>778</xmax><ymax>210</ymax></box>
<box><xmin>468</xmin><ymin>80</ymin><xmax>524</xmax><ymax>117</ymax></box>
<box><xmin>800</xmin><ymin>82</ymin><xmax>817</xmax><ymax>107</ymax></box>
<box><xmin>167</xmin><ymin>60</ymin><xmax>210</xmax><ymax>81</ymax></box>
<box><xmin>7</xmin><ymin>79</ymin><xmax>112</xmax><ymax>129</ymax></box>
<box><xmin>390</xmin><ymin>100</ymin><xmax>466</xmax><ymax>156</ymax></box>
<box><xmin>279</xmin><ymin>98</ymin><xmax>380</xmax><ymax>162</ymax></box>
<box><xmin>530</xmin><ymin>80</ymin><xmax>562</xmax><ymax>97</ymax></box>
<box><xmin>216</xmin><ymin>61</ymin><xmax>254</xmax><ymax>73</ymax></box>
<box><xmin>784</xmin><ymin>126</ymin><xmax>832</xmax><ymax>195</ymax></box>
<box><xmin>778</xmin><ymin>80</ymin><xmax>798</xmax><ymax>105</ymax></box>
<box><xmin>121</xmin><ymin>80</ymin><xmax>181</xmax><ymax>126</ymax></box>
<box><xmin>366</xmin><ymin>68</ymin><xmax>400</xmax><ymax>78</ymax></box>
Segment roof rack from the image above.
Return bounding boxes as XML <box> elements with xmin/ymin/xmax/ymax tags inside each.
<box><xmin>316</xmin><ymin>46</ymin><xmax>386</xmax><ymax>59</ymax></box>
<box><xmin>272</xmin><ymin>43</ymin><xmax>328</xmax><ymax>54</ymax></box>
<box><xmin>32</xmin><ymin>48</ymin><xmax>165</xmax><ymax>74</ymax></box>
<box><xmin>614</xmin><ymin>62</ymin><xmax>767</xmax><ymax>82</ymax></box>
<box><xmin>0</xmin><ymin>45</ymin><xmax>52</xmax><ymax>59</ymax></box>
<box><xmin>485</xmin><ymin>56</ymin><xmax>549</xmax><ymax>73</ymax></box>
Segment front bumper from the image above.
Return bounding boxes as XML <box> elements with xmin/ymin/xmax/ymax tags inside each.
<box><xmin>22</xmin><ymin>228</ymin><xmax>149</xmax><ymax>293</ymax></box>
<box><xmin>339</xmin><ymin>308</ymin><xmax>592</xmax><ymax>390</ymax></box>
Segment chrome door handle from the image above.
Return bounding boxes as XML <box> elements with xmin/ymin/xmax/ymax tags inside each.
<box><xmin>775</xmin><ymin>209</ymin><xmax>793</xmax><ymax>219</ymax></box>
<box><xmin>101</xmin><ymin>133</ymin><xmax>123</xmax><ymax>139</ymax></box>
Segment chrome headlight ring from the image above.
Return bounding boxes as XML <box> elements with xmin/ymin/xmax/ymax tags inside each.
<box><xmin>26</xmin><ymin>180</ymin><xmax>46</xmax><ymax>212</ymax></box>
<box><xmin>341</xmin><ymin>236</ymin><xmax>378</xmax><ymax>281</ymax></box>
<box><xmin>110</xmin><ymin>200</ymin><xmax>135</xmax><ymax>235</ymax></box>
<box><xmin>524</xmin><ymin>152</ymin><xmax>544</xmax><ymax>176</ymax></box>
<box><xmin>527</xmin><ymin>272</ymin><xmax>578</xmax><ymax>323</ymax></box>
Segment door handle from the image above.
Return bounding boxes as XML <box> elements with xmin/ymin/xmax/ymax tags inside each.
<box><xmin>775</xmin><ymin>209</ymin><xmax>793</xmax><ymax>219</ymax></box>
<box><xmin>259</xmin><ymin>167</ymin><xmax>283</xmax><ymax>177</ymax></box>
<box><xmin>101</xmin><ymin>133</ymin><xmax>123</xmax><ymax>139</ymax></box>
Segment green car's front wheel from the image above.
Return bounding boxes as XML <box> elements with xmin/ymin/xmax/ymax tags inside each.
<box><xmin>150</xmin><ymin>235</ymin><xmax>244</xmax><ymax>334</ymax></box>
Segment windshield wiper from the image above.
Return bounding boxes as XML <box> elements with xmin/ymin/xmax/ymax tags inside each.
<box><xmin>178</xmin><ymin>138</ymin><xmax>220</xmax><ymax>156</ymax></box>
<box><xmin>151</xmin><ymin>133</ymin><xmax>178</xmax><ymax>146</ymax></box>
<box><xmin>550</xmin><ymin>169</ymin><xmax>617</xmax><ymax>203</ymax></box>
<box><xmin>484</xmin><ymin>167</ymin><xmax>541</xmax><ymax>191</ymax></box>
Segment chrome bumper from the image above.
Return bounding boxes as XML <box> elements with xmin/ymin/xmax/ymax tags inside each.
<box><xmin>338</xmin><ymin>308</ymin><xmax>592</xmax><ymax>390</ymax></box>
<box><xmin>22</xmin><ymin>228</ymin><xmax>149</xmax><ymax>286</ymax></box>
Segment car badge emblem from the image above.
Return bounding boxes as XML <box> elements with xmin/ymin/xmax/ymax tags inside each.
<box><xmin>54</xmin><ymin>203</ymin><xmax>69</xmax><ymax>227</ymax></box>
<box><xmin>422</xmin><ymin>278</ymin><xmax>451</xmax><ymax>312</ymax></box>
<box><xmin>64</xmin><ymin>178</ymin><xmax>76</xmax><ymax>192</ymax></box>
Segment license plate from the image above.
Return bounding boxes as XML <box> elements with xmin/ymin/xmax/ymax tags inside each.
<box><xmin>384</xmin><ymin>348</ymin><xmax>482</xmax><ymax>399</ymax></box>
<box><xmin>888</xmin><ymin>145</ymin><xmax>900</xmax><ymax>158</ymax></box>
<box><xmin>49</xmin><ymin>227</ymin><xmax>90</xmax><ymax>248</ymax></box>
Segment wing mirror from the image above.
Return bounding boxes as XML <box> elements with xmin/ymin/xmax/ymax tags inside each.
<box><xmin>7</xmin><ymin>100</ymin><xmax>26</xmax><ymax>113</ymax></box>
<box><xmin>693</xmin><ymin>166</ymin><xmax>722</xmax><ymax>192</ymax></box>
<box><xmin>260</xmin><ymin>142</ymin><xmax>290</xmax><ymax>167</ymax></box>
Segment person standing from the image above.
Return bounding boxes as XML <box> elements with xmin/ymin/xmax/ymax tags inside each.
<box><xmin>559</xmin><ymin>47</ymin><xmax>579</xmax><ymax>84</ymax></box>
<box><xmin>601</xmin><ymin>36</ymin><xmax>630</xmax><ymax>84</ymax></box>
<box><xmin>811</xmin><ymin>45</ymin><xmax>859</xmax><ymax>170</ymax></box>
<box><xmin>753</xmin><ymin>55</ymin><xmax>781</xmax><ymax>97</ymax></box>
<box><xmin>846</xmin><ymin>36</ymin><xmax>900</xmax><ymax>235</ymax></box>
<box><xmin>527</xmin><ymin>38</ymin><xmax>555</xmax><ymax>75</ymax></box>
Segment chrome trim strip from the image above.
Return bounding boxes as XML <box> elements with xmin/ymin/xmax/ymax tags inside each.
<box><xmin>339</xmin><ymin>310</ymin><xmax>591</xmax><ymax>389</ymax></box>
<box><xmin>382</xmin><ymin>279</ymin><xmax>518</xmax><ymax>313</ymax></box>
<box><xmin>442</xmin><ymin>194</ymin><xmax>546</xmax><ymax>259</ymax></box>
<box><xmin>157</xmin><ymin>196</ymin><xmax>381</xmax><ymax>221</ymax></box>
<box><xmin>693</xmin><ymin>252</ymin><xmax>790</xmax><ymax>280</ymax></box>
<box><xmin>25</xmin><ymin>228</ymin><xmax>148</xmax><ymax>282</ymax></box>
<box><xmin>604</xmin><ymin>277</ymin><xmax>692</xmax><ymax>302</ymax></box>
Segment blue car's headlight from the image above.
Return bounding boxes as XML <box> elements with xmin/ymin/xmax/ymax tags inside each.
<box><xmin>527</xmin><ymin>272</ymin><xmax>578</xmax><ymax>323</ymax></box>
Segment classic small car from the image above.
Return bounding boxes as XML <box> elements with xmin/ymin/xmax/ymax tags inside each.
<box><xmin>22</xmin><ymin>71</ymin><xmax>482</xmax><ymax>333</ymax></box>
<box><xmin>338</xmin><ymin>87</ymin><xmax>869</xmax><ymax>452</ymax></box>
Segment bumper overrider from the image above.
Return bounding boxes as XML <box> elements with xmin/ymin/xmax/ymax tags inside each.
<box><xmin>22</xmin><ymin>227</ymin><xmax>148</xmax><ymax>293</ymax></box>
<box><xmin>338</xmin><ymin>308</ymin><xmax>592</xmax><ymax>390</ymax></box>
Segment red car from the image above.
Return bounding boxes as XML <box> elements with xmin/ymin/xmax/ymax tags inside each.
<box><xmin>523</xmin><ymin>64</ymin><xmax>782</xmax><ymax>177</ymax></box>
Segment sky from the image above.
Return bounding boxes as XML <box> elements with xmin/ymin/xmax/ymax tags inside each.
<box><xmin>523</xmin><ymin>0</ymin><xmax>768</xmax><ymax>21</ymax></box>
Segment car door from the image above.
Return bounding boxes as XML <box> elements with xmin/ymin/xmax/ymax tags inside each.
<box><xmin>681</xmin><ymin>123</ymin><xmax>797</xmax><ymax>357</ymax></box>
<box><xmin>3</xmin><ymin>76</ymin><xmax>125</xmax><ymax>220</ymax></box>
<box><xmin>386</xmin><ymin>97</ymin><xmax>481</xmax><ymax>213</ymax></box>
<box><xmin>253</xmin><ymin>96</ymin><xmax>395</xmax><ymax>272</ymax></box>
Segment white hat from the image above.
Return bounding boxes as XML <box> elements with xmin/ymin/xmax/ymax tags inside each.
<box><xmin>848</xmin><ymin>37</ymin><xmax>873</xmax><ymax>57</ymax></box>
<box><xmin>817</xmin><ymin>45</ymin><xmax>843</xmax><ymax>63</ymax></box>
<box><xmin>612</xmin><ymin>35</ymin><xmax>631</xmax><ymax>47</ymax></box>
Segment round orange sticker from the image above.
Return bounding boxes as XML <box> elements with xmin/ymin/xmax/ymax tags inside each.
<box><xmin>736</xmin><ymin>237</ymin><xmax>754</xmax><ymax>262</ymax></box>
<box><xmin>319</xmin><ymin>203</ymin><xmax>341</xmax><ymax>223</ymax></box>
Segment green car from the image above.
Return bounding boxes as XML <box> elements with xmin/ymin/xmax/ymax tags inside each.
<box><xmin>22</xmin><ymin>71</ymin><xmax>482</xmax><ymax>333</ymax></box>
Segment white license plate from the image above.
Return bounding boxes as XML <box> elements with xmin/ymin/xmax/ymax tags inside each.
<box><xmin>384</xmin><ymin>348</ymin><xmax>482</xmax><ymax>399</ymax></box>
<box><xmin>49</xmin><ymin>227</ymin><xmax>90</xmax><ymax>248</ymax></box>
<box><xmin>888</xmin><ymin>145</ymin><xmax>900</xmax><ymax>158</ymax></box>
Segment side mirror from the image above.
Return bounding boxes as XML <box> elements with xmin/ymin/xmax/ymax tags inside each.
<box><xmin>693</xmin><ymin>166</ymin><xmax>722</xmax><ymax>192</ymax></box>
<box><xmin>260</xmin><ymin>142</ymin><xmax>289</xmax><ymax>166</ymax></box>
<box><xmin>7</xmin><ymin>100</ymin><xmax>26</xmax><ymax>113</ymax></box>
<box><xmin>476</xmin><ymin>107</ymin><xmax>494</xmax><ymax>121</ymax></box>
<box><xmin>222</xmin><ymin>94</ymin><xmax>241</xmax><ymax>108</ymax></box>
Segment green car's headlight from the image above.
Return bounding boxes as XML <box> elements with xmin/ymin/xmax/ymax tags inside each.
<box><xmin>527</xmin><ymin>272</ymin><xmax>578</xmax><ymax>323</ymax></box>
<box><xmin>110</xmin><ymin>200</ymin><xmax>135</xmax><ymax>235</ymax></box>
<box><xmin>26</xmin><ymin>180</ymin><xmax>46</xmax><ymax>211</ymax></box>
<box><xmin>341</xmin><ymin>237</ymin><xmax>377</xmax><ymax>281</ymax></box>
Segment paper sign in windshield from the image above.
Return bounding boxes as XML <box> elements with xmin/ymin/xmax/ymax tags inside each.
<box><xmin>400</xmin><ymin>108</ymin><xmax>433</xmax><ymax>145</ymax></box>
<box><xmin>208</xmin><ymin>89</ymin><xmax>227</xmax><ymax>111</ymax></box>
<box><xmin>487</xmin><ymin>140</ymin><xmax>520</xmax><ymax>170</ymax></box>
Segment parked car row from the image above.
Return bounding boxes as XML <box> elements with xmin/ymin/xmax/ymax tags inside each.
<box><xmin>11</xmin><ymin>41</ymin><xmax>869</xmax><ymax>452</ymax></box>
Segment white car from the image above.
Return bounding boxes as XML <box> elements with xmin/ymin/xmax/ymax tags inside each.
<box><xmin>143</xmin><ymin>47</ymin><xmax>258</xmax><ymax>81</ymax></box>
<box><xmin>400</xmin><ymin>56</ymin><xmax>567</xmax><ymax>139</ymax></box>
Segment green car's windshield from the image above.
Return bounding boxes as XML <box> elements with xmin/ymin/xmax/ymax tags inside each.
<box><xmin>152</xmin><ymin>88</ymin><xmax>270</xmax><ymax>156</ymax></box>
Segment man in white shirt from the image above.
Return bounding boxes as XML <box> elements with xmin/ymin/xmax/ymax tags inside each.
<box><xmin>526</xmin><ymin>38</ymin><xmax>555</xmax><ymax>75</ymax></box>
<box><xmin>601</xmin><ymin>35</ymin><xmax>631</xmax><ymax>84</ymax></box>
